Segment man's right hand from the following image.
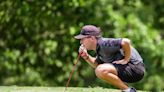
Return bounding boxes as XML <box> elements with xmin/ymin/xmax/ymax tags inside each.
<box><xmin>79</xmin><ymin>44</ymin><xmax>89</xmax><ymax>60</ymax></box>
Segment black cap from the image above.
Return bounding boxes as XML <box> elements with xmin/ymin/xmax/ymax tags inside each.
<box><xmin>74</xmin><ymin>25</ymin><xmax>101</xmax><ymax>39</ymax></box>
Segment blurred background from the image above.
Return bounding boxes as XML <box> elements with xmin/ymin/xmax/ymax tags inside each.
<box><xmin>0</xmin><ymin>0</ymin><xmax>164</xmax><ymax>91</ymax></box>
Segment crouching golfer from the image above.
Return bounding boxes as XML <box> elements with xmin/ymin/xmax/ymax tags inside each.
<box><xmin>74</xmin><ymin>25</ymin><xmax>145</xmax><ymax>92</ymax></box>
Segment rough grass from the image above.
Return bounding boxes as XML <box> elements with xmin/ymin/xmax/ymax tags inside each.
<box><xmin>0</xmin><ymin>86</ymin><xmax>147</xmax><ymax>92</ymax></box>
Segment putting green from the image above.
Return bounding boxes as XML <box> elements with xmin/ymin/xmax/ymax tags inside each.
<box><xmin>0</xmin><ymin>86</ymin><xmax>146</xmax><ymax>92</ymax></box>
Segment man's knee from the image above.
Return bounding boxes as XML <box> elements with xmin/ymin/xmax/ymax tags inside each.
<box><xmin>95</xmin><ymin>65</ymin><xmax>106</xmax><ymax>78</ymax></box>
<box><xmin>95</xmin><ymin>64</ymin><xmax>116</xmax><ymax>78</ymax></box>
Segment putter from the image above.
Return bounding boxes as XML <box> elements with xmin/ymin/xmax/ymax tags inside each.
<box><xmin>64</xmin><ymin>53</ymin><xmax>81</xmax><ymax>92</ymax></box>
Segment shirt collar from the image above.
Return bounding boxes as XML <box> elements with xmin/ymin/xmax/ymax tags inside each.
<box><xmin>96</xmin><ymin>37</ymin><xmax>102</xmax><ymax>53</ymax></box>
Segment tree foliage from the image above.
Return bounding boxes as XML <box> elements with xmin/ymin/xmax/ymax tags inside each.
<box><xmin>0</xmin><ymin>0</ymin><xmax>164</xmax><ymax>91</ymax></box>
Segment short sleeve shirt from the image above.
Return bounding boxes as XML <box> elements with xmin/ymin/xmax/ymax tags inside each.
<box><xmin>95</xmin><ymin>38</ymin><xmax>143</xmax><ymax>64</ymax></box>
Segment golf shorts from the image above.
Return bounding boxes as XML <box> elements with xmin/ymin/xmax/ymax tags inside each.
<box><xmin>113</xmin><ymin>62</ymin><xmax>145</xmax><ymax>83</ymax></box>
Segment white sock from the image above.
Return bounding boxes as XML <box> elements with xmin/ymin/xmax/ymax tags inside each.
<box><xmin>123</xmin><ymin>87</ymin><xmax>131</xmax><ymax>92</ymax></box>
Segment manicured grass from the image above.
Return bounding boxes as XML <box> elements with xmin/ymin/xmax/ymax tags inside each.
<box><xmin>0</xmin><ymin>86</ymin><xmax>146</xmax><ymax>92</ymax></box>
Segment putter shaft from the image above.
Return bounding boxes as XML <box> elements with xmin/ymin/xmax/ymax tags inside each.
<box><xmin>64</xmin><ymin>53</ymin><xmax>81</xmax><ymax>92</ymax></box>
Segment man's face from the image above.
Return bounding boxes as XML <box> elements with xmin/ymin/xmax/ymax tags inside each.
<box><xmin>80</xmin><ymin>36</ymin><xmax>92</xmax><ymax>50</ymax></box>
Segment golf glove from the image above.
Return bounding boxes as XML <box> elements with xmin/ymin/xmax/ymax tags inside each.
<box><xmin>79</xmin><ymin>44</ymin><xmax>89</xmax><ymax>60</ymax></box>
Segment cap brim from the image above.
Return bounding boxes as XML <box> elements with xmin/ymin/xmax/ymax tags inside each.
<box><xmin>74</xmin><ymin>34</ymin><xmax>88</xmax><ymax>39</ymax></box>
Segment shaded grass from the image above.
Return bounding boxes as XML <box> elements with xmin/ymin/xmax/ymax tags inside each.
<box><xmin>0</xmin><ymin>86</ymin><xmax>146</xmax><ymax>92</ymax></box>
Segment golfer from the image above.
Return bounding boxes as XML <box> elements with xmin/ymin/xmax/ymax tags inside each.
<box><xmin>74</xmin><ymin>25</ymin><xmax>145</xmax><ymax>92</ymax></box>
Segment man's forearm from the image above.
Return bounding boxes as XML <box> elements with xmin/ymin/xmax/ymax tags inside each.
<box><xmin>122</xmin><ymin>38</ymin><xmax>131</xmax><ymax>63</ymax></box>
<box><xmin>84</xmin><ymin>55</ymin><xmax>98</xmax><ymax>68</ymax></box>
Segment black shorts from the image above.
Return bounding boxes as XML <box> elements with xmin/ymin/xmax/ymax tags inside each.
<box><xmin>113</xmin><ymin>62</ymin><xmax>145</xmax><ymax>83</ymax></box>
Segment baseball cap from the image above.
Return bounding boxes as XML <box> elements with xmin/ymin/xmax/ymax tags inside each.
<box><xmin>74</xmin><ymin>25</ymin><xmax>101</xmax><ymax>39</ymax></box>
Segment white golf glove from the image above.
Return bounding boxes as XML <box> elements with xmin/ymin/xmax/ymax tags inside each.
<box><xmin>79</xmin><ymin>44</ymin><xmax>89</xmax><ymax>60</ymax></box>
<box><xmin>79</xmin><ymin>44</ymin><xmax>87</xmax><ymax>53</ymax></box>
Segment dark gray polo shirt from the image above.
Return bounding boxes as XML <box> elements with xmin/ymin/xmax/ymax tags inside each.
<box><xmin>95</xmin><ymin>38</ymin><xmax>143</xmax><ymax>64</ymax></box>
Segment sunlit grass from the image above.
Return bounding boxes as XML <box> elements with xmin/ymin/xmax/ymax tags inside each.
<box><xmin>0</xmin><ymin>86</ymin><xmax>146</xmax><ymax>92</ymax></box>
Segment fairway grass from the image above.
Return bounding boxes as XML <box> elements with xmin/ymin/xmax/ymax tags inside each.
<box><xmin>0</xmin><ymin>86</ymin><xmax>146</xmax><ymax>92</ymax></box>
